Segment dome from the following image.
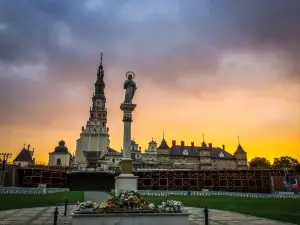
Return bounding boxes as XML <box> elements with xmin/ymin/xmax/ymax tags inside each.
<box><xmin>54</xmin><ymin>140</ymin><xmax>69</xmax><ymax>153</ymax></box>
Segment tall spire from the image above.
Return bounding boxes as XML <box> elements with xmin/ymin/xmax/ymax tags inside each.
<box><xmin>95</xmin><ymin>50</ymin><xmax>105</xmax><ymax>96</ymax></box>
<box><xmin>162</xmin><ymin>130</ymin><xmax>165</xmax><ymax>139</ymax></box>
<box><xmin>100</xmin><ymin>50</ymin><xmax>103</xmax><ymax>67</ymax></box>
<box><xmin>97</xmin><ymin>50</ymin><xmax>104</xmax><ymax>80</ymax></box>
<box><xmin>238</xmin><ymin>136</ymin><xmax>240</xmax><ymax>144</ymax></box>
<box><xmin>203</xmin><ymin>133</ymin><xmax>205</xmax><ymax>142</ymax></box>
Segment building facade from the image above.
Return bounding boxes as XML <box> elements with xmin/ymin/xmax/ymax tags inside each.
<box><xmin>104</xmin><ymin>136</ymin><xmax>248</xmax><ymax>171</ymax></box>
<box><xmin>13</xmin><ymin>145</ymin><xmax>35</xmax><ymax>167</ymax></box>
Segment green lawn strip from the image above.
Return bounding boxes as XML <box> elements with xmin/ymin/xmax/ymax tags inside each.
<box><xmin>142</xmin><ymin>195</ymin><xmax>300</xmax><ymax>224</ymax></box>
<box><xmin>0</xmin><ymin>191</ymin><xmax>84</xmax><ymax>211</ymax></box>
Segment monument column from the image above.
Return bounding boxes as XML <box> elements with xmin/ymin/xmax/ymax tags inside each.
<box><xmin>115</xmin><ymin>71</ymin><xmax>138</xmax><ymax>193</ymax></box>
<box><xmin>120</xmin><ymin>103</ymin><xmax>136</xmax><ymax>174</ymax></box>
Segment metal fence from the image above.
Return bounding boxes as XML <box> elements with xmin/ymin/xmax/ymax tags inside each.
<box><xmin>0</xmin><ymin>187</ymin><xmax>70</xmax><ymax>195</ymax></box>
<box><xmin>138</xmin><ymin>190</ymin><xmax>300</xmax><ymax>199</ymax></box>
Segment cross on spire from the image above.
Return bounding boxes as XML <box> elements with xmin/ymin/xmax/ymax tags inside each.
<box><xmin>100</xmin><ymin>50</ymin><xmax>103</xmax><ymax>67</ymax></box>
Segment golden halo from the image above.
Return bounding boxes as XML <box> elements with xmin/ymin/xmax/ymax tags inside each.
<box><xmin>126</xmin><ymin>71</ymin><xmax>135</xmax><ymax>79</ymax></box>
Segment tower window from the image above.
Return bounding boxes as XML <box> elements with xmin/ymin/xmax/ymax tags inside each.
<box><xmin>57</xmin><ymin>158</ymin><xmax>61</xmax><ymax>165</ymax></box>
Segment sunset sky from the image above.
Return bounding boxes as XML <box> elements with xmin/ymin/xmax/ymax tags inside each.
<box><xmin>0</xmin><ymin>0</ymin><xmax>299</xmax><ymax>163</ymax></box>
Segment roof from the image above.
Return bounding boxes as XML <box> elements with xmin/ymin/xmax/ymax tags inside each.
<box><xmin>210</xmin><ymin>147</ymin><xmax>235</xmax><ymax>159</ymax></box>
<box><xmin>170</xmin><ymin>146</ymin><xmax>199</xmax><ymax>157</ymax></box>
<box><xmin>234</xmin><ymin>144</ymin><xmax>246</xmax><ymax>154</ymax></box>
<box><xmin>14</xmin><ymin>148</ymin><xmax>34</xmax><ymax>163</ymax></box>
<box><xmin>54</xmin><ymin>140</ymin><xmax>69</xmax><ymax>153</ymax></box>
<box><xmin>158</xmin><ymin>138</ymin><xmax>170</xmax><ymax>149</ymax></box>
<box><xmin>169</xmin><ymin>145</ymin><xmax>235</xmax><ymax>159</ymax></box>
<box><xmin>107</xmin><ymin>148</ymin><xmax>122</xmax><ymax>155</ymax></box>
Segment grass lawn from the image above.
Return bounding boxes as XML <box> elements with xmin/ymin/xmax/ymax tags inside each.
<box><xmin>0</xmin><ymin>191</ymin><xmax>84</xmax><ymax>211</ymax></box>
<box><xmin>142</xmin><ymin>195</ymin><xmax>300</xmax><ymax>224</ymax></box>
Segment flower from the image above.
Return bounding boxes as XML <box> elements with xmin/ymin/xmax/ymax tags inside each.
<box><xmin>160</xmin><ymin>200</ymin><xmax>183</xmax><ymax>212</ymax></box>
<box><xmin>79</xmin><ymin>201</ymin><xmax>97</xmax><ymax>209</ymax></box>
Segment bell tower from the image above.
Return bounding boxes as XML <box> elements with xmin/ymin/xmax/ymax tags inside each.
<box><xmin>75</xmin><ymin>51</ymin><xmax>110</xmax><ymax>169</ymax></box>
<box><xmin>87</xmin><ymin>51</ymin><xmax>108</xmax><ymax>133</ymax></box>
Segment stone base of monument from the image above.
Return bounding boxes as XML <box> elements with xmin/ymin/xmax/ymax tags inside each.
<box><xmin>71</xmin><ymin>211</ymin><xmax>190</xmax><ymax>225</ymax></box>
<box><xmin>114</xmin><ymin>174</ymin><xmax>138</xmax><ymax>193</ymax></box>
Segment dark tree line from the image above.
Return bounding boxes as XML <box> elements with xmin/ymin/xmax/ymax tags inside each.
<box><xmin>249</xmin><ymin>156</ymin><xmax>299</xmax><ymax>170</ymax></box>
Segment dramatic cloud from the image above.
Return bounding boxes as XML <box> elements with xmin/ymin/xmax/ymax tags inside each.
<box><xmin>0</xmin><ymin>0</ymin><xmax>300</xmax><ymax>160</ymax></box>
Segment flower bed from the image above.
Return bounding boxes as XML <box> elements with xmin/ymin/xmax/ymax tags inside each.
<box><xmin>161</xmin><ymin>200</ymin><xmax>183</xmax><ymax>212</ymax></box>
<box><xmin>93</xmin><ymin>190</ymin><xmax>183</xmax><ymax>214</ymax></box>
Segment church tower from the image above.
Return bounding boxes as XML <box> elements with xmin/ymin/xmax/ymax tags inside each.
<box><xmin>74</xmin><ymin>51</ymin><xmax>110</xmax><ymax>168</ymax></box>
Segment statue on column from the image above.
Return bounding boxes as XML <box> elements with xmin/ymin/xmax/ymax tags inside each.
<box><xmin>123</xmin><ymin>71</ymin><xmax>137</xmax><ymax>104</ymax></box>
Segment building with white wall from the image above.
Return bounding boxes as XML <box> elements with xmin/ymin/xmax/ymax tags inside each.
<box><xmin>48</xmin><ymin>140</ymin><xmax>71</xmax><ymax>166</ymax></box>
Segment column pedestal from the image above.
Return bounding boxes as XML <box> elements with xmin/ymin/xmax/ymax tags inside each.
<box><xmin>114</xmin><ymin>103</ymin><xmax>138</xmax><ymax>193</ymax></box>
<box><xmin>115</xmin><ymin>174</ymin><xmax>139</xmax><ymax>193</ymax></box>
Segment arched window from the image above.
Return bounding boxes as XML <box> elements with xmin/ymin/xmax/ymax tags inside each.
<box><xmin>57</xmin><ymin>158</ymin><xmax>62</xmax><ymax>165</ymax></box>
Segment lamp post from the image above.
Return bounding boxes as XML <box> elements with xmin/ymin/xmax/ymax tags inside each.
<box><xmin>0</xmin><ymin>153</ymin><xmax>12</xmax><ymax>210</ymax></box>
<box><xmin>283</xmin><ymin>167</ymin><xmax>291</xmax><ymax>192</ymax></box>
<box><xmin>0</xmin><ymin>153</ymin><xmax>12</xmax><ymax>187</ymax></box>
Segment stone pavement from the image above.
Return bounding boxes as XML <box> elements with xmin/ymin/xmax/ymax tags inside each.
<box><xmin>0</xmin><ymin>206</ymin><xmax>295</xmax><ymax>225</ymax></box>
<box><xmin>0</xmin><ymin>205</ymin><xmax>77</xmax><ymax>225</ymax></box>
<box><xmin>186</xmin><ymin>207</ymin><xmax>295</xmax><ymax>225</ymax></box>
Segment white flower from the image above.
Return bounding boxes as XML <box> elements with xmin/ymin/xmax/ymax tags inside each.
<box><xmin>148</xmin><ymin>203</ymin><xmax>155</xmax><ymax>209</ymax></box>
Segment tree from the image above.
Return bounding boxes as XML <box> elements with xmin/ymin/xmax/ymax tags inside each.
<box><xmin>249</xmin><ymin>157</ymin><xmax>271</xmax><ymax>169</ymax></box>
<box><xmin>272</xmin><ymin>156</ymin><xmax>299</xmax><ymax>169</ymax></box>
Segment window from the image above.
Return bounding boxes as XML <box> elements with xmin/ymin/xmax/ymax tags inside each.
<box><xmin>182</xmin><ymin>149</ymin><xmax>188</xmax><ymax>156</ymax></box>
<box><xmin>112</xmin><ymin>159</ymin><xmax>115</xmax><ymax>163</ymax></box>
<box><xmin>57</xmin><ymin>158</ymin><xmax>61</xmax><ymax>165</ymax></box>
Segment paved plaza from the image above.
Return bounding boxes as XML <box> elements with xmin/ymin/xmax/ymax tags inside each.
<box><xmin>0</xmin><ymin>205</ymin><xmax>295</xmax><ymax>225</ymax></box>
<box><xmin>0</xmin><ymin>191</ymin><xmax>295</xmax><ymax>225</ymax></box>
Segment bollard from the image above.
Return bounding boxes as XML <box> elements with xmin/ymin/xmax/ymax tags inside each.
<box><xmin>64</xmin><ymin>198</ymin><xmax>68</xmax><ymax>216</ymax></box>
<box><xmin>204</xmin><ymin>206</ymin><xmax>209</xmax><ymax>225</ymax></box>
<box><xmin>54</xmin><ymin>207</ymin><xmax>59</xmax><ymax>225</ymax></box>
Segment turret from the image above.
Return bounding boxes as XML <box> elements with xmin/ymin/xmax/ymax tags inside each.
<box><xmin>199</xmin><ymin>134</ymin><xmax>212</xmax><ymax>170</ymax></box>
<box><xmin>157</xmin><ymin>131</ymin><xmax>170</xmax><ymax>154</ymax></box>
<box><xmin>234</xmin><ymin>136</ymin><xmax>248</xmax><ymax>170</ymax></box>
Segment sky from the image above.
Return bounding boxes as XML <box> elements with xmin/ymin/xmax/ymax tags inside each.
<box><xmin>0</xmin><ymin>0</ymin><xmax>300</xmax><ymax>163</ymax></box>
